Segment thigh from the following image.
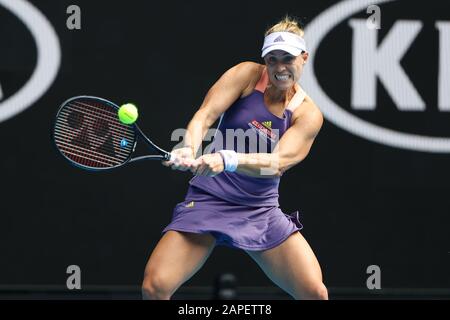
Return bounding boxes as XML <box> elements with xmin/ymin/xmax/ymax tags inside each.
<box><xmin>246</xmin><ymin>232</ymin><xmax>324</xmax><ymax>298</ymax></box>
<box><xmin>143</xmin><ymin>231</ymin><xmax>216</xmax><ymax>291</ymax></box>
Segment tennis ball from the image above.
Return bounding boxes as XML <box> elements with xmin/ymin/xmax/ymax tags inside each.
<box><xmin>118</xmin><ymin>103</ymin><xmax>138</xmax><ymax>124</ymax></box>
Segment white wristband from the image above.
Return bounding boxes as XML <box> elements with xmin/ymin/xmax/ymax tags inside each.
<box><xmin>218</xmin><ymin>150</ymin><xmax>238</xmax><ymax>172</ymax></box>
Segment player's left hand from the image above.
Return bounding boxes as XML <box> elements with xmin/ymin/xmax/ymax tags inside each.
<box><xmin>190</xmin><ymin>153</ymin><xmax>224</xmax><ymax>177</ymax></box>
<box><xmin>163</xmin><ymin>147</ymin><xmax>195</xmax><ymax>171</ymax></box>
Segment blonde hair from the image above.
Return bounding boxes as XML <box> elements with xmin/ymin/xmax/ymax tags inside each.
<box><xmin>265</xmin><ymin>15</ymin><xmax>304</xmax><ymax>37</ymax></box>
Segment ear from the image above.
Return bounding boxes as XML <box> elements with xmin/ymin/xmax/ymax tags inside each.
<box><xmin>301</xmin><ymin>51</ymin><xmax>309</xmax><ymax>64</ymax></box>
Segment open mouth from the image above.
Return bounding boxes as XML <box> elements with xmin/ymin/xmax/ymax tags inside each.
<box><xmin>275</xmin><ymin>74</ymin><xmax>291</xmax><ymax>81</ymax></box>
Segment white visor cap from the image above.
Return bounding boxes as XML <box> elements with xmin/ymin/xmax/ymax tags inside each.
<box><xmin>261</xmin><ymin>32</ymin><xmax>307</xmax><ymax>58</ymax></box>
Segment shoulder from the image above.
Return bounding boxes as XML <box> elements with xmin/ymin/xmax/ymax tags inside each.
<box><xmin>232</xmin><ymin>61</ymin><xmax>264</xmax><ymax>77</ymax></box>
<box><xmin>291</xmin><ymin>95</ymin><xmax>324</xmax><ymax>138</ymax></box>
<box><xmin>229</xmin><ymin>62</ymin><xmax>265</xmax><ymax>97</ymax></box>
<box><xmin>291</xmin><ymin>87</ymin><xmax>323</xmax><ymax>124</ymax></box>
<box><xmin>222</xmin><ymin>61</ymin><xmax>262</xmax><ymax>80</ymax></box>
<box><xmin>217</xmin><ymin>61</ymin><xmax>262</xmax><ymax>89</ymax></box>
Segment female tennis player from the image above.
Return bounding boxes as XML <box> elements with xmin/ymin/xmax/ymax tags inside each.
<box><xmin>142</xmin><ymin>16</ymin><xmax>327</xmax><ymax>300</ymax></box>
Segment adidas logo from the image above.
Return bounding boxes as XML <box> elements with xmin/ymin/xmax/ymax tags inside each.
<box><xmin>262</xmin><ymin>121</ymin><xmax>272</xmax><ymax>128</ymax></box>
<box><xmin>185</xmin><ymin>201</ymin><xmax>195</xmax><ymax>208</ymax></box>
<box><xmin>273</xmin><ymin>36</ymin><xmax>284</xmax><ymax>42</ymax></box>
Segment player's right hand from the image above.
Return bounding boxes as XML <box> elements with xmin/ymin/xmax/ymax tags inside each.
<box><xmin>162</xmin><ymin>147</ymin><xmax>195</xmax><ymax>171</ymax></box>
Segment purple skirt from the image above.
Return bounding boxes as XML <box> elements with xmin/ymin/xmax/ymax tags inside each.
<box><xmin>162</xmin><ymin>186</ymin><xmax>303</xmax><ymax>251</ymax></box>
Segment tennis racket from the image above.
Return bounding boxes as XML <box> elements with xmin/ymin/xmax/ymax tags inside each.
<box><xmin>52</xmin><ymin>95</ymin><xmax>175</xmax><ymax>171</ymax></box>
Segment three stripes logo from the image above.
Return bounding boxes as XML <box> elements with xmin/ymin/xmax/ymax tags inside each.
<box><xmin>262</xmin><ymin>120</ymin><xmax>272</xmax><ymax>129</ymax></box>
<box><xmin>185</xmin><ymin>201</ymin><xmax>195</xmax><ymax>208</ymax></box>
<box><xmin>274</xmin><ymin>36</ymin><xmax>285</xmax><ymax>42</ymax></box>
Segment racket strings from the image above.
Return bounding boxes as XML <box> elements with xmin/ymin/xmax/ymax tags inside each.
<box><xmin>54</xmin><ymin>98</ymin><xmax>136</xmax><ymax>168</ymax></box>
<box><xmin>56</xmin><ymin>108</ymin><xmax>133</xmax><ymax>148</ymax></box>
<box><xmin>68</xmin><ymin>102</ymin><xmax>135</xmax><ymax>138</ymax></box>
<box><xmin>54</xmin><ymin>129</ymin><xmax>123</xmax><ymax>162</ymax></box>
<box><xmin>55</xmin><ymin>104</ymin><xmax>132</xmax><ymax>152</ymax></box>
<box><xmin>55</xmin><ymin>121</ymin><xmax>125</xmax><ymax>167</ymax></box>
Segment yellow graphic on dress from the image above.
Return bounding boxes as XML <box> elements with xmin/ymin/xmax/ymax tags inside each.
<box><xmin>185</xmin><ymin>201</ymin><xmax>195</xmax><ymax>208</ymax></box>
<box><xmin>262</xmin><ymin>120</ymin><xmax>272</xmax><ymax>129</ymax></box>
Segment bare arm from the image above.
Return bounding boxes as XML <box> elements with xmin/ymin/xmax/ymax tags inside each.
<box><xmin>182</xmin><ymin>62</ymin><xmax>261</xmax><ymax>157</ymax></box>
<box><xmin>190</xmin><ymin>98</ymin><xmax>324</xmax><ymax>178</ymax></box>
<box><xmin>163</xmin><ymin>62</ymin><xmax>261</xmax><ymax>169</ymax></box>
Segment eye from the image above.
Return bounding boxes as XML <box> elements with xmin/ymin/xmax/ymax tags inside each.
<box><xmin>283</xmin><ymin>56</ymin><xmax>295</xmax><ymax>64</ymax></box>
<box><xmin>267</xmin><ymin>56</ymin><xmax>276</xmax><ymax>64</ymax></box>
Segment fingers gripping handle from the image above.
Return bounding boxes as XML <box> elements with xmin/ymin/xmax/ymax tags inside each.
<box><xmin>168</xmin><ymin>153</ymin><xmax>177</xmax><ymax>163</ymax></box>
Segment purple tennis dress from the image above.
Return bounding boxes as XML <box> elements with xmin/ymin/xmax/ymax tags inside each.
<box><xmin>163</xmin><ymin>68</ymin><xmax>304</xmax><ymax>251</ymax></box>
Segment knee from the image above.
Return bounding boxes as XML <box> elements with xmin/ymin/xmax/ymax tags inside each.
<box><xmin>301</xmin><ymin>283</ymin><xmax>329</xmax><ymax>300</ymax></box>
<box><xmin>142</xmin><ymin>272</ymin><xmax>173</xmax><ymax>300</ymax></box>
